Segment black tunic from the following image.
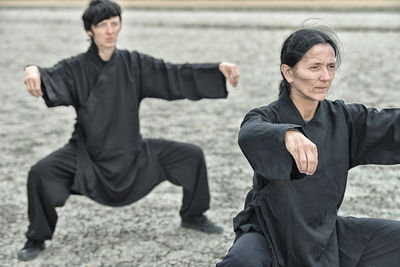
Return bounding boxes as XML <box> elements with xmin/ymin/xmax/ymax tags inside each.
<box><xmin>234</xmin><ymin>90</ymin><xmax>400</xmax><ymax>267</ymax></box>
<box><xmin>38</xmin><ymin>44</ymin><xmax>227</xmax><ymax>206</ymax></box>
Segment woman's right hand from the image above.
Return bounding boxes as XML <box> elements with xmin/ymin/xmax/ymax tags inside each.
<box><xmin>284</xmin><ymin>130</ymin><xmax>318</xmax><ymax>176</ymax></box>
<box><xmin>24</xmin><ymin>65</ymin><xmax>42</xmax><ymax>97</ymax></box>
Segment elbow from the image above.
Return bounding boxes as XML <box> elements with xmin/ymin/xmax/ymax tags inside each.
<box><xmin>238</xmin><ymin>125</ymin><xmax>254</xmax><ymax>153</ymax></box>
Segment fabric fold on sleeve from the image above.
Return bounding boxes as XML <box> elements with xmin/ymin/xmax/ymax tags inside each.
<box><xmin>346</xmin><ymin>103</ymin><xmax>400</xmax><ymax>167</ymax></box>
<box><xmin>39</xmin><ymin>61</ymin><xmax>76</xmax><ymax>107</ymax></box>
<box><xmin>238</xmin><ymin>108</ymin><xmax>302</xmax><ymax>180</ymax></box>
<box><xmin>137</xmin><ymin>52</ymin><xmax>227</xmax><ymax>101</ymax></box>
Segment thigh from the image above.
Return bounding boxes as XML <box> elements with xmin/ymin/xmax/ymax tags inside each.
<box><xmin>30</xmin><ymin>142</ymin><xmax>77</xmax><ymax>181</ymax></box>
<box><xmin>28</xmin><ymin>142</ymin><xmax>77</xmax><ymax>205</ymax></box>
<box><xmin>356</xmin><ymin>218</ymin><xmax>400</xmax><ymax>267</ymax></box>
<box><xmin>147</xmin><ymin>138</ymin><xmax>205</xmax><ymax>184</ymax></box>
<box><xmin>217</xmin><ymin>232</ymin><xmax>273</xmax><ymax>267</ymax></box>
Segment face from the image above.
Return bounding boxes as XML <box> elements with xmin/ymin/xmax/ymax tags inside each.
<box><xmin>282</xmin><ymin>43</ymin><xmax>336</xmax><ymax>104</ymax></box>
<box><xmin>88</xmin><ymin>16</ymin><xmax>121</xmax><ymax>50</ymax></box>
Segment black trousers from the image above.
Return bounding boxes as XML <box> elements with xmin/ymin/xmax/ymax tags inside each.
<box><xmin>25</xmin><ymin>138</ymin><xmax>210</xmax><ymax>241</ymax></box>
<box><xmin>217</xmin><ymin>218</ymin><xmax>400</xmax><ymax>267</ymax></box>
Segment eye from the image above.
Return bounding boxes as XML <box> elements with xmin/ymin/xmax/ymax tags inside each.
<box><xmin>309</xmin><ymin>65</ymin><xmax>319</xmax><ymax>70</ymax></box>
<box><xmin>95</xmin><ymin>22</ymin><xmax>107</xmax><ymax>28</ymax></box>
<box><xmin>328</xmin><ymin>64</ymin><xmax>336</xmax><ymax>70</ymax></box>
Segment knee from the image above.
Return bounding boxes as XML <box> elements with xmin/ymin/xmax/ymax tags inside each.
<box><xmin>30</xmin><ymin>163</ymin><xmax>44</xmax><ymax>177</ymax></box>
<box><xmin>187</xmin><ymin>144</ymin><xmax>205</xmax><ymax>162</ymax></box>
<box><xmin>28</xmin><ymin>161</ymin><xmax>50</xmax><ymax>186</ymax></box>
<box><xmin>217</xmin><ymin>254</ymin><xmax>253</xmax><ymax>267</ymax></box>
<box><xmin>218</xmin><ymin>233</ymin><xmax>273</xmax><ymax>267</ymax></box>
<box><xmin>218</xmin><ymin>253</ymin><xmax>271</xmax><ymax>267</ymax></box>
<box><xmin>387</xmin><ymin>220</ymin><xmax>400</xmax><ymax>237</ymax></box>
<box><xmin>27</xmin><ymin>169</ymin><xmax>43</xmax><ymax>189</ymax></box>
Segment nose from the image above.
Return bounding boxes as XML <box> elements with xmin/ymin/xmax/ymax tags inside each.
<box><xmin>320</xmin><ymin>67</ymin><xmax>331</xmax><ymax>81</ymax></box>
<box><xmin>106</xmin><ymin>24</ymin><xmax>113</xmax><ymax>33</ymax></box>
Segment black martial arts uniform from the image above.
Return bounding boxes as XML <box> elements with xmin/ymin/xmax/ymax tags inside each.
<box><xmin>25</xmin><ymin>44</ymin><xmax>227</xmax><ymax>241</ymax></box>
<box><xmin>218</xmin><ymin>90</ymin><xmax>400</xmax><ymax>267</ymax></box>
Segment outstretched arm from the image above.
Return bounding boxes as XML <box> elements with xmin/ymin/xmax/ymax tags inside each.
<box><xmin>137</xmin><ymin>52</ymin><xmax>233</xmax><ymax>100</ymax></box>
<box><xmin>24</xmin><ymin>65</ymin><xmax>42</xmax><ymax>97</ymax></box>
<box><xmin>347</xmin><ymin>103</ymin><xmax>400</xmax><ymax>167</ymax></box>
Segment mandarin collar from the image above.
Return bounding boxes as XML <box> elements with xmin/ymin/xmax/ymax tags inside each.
<box><xmin>87</xmin><ymin>42</ymin><xmax>117</xmax><ymax>65</ymax></box>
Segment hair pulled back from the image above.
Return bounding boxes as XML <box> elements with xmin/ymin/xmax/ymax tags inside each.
<box><xmin>279</xmin><ymin>24</ymin><xmax>342</xmax><ymax>96</ymax></box>
<box><xmin>82</xmin><ymin>0</ymin><xmax>121</xmax><ymax>32</ymax></box>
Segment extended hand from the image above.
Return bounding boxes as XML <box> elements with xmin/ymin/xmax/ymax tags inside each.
<box><xmin>219</xmin><ymin>62</ymin><xmax>239</xmax><ymax>87</ymax></box>
<box><xmin>24</xmin><ymin>65</ymin><xmax>42</xmax><ymax>97</ymax></box>
<box><xmin>285</xmin><ymin>130</ymin><xmax>318</xmax><ymax>176</ymax></box>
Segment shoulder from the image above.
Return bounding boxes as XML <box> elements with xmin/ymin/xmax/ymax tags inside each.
<box><xmin>116</xmin><ymin>49</ymin><xmax>147</xmax><ymax>66</ymax></box>
<box><xmin>243</xmin><ymin>99</ymin><xmax>280</xmax><ymax>122</ymax></box>
<box><xmin>40</xmin><ymin>53</ymin><xmax>84</xmax><ymax>74</ymax></box>
<box><xmin>324</xmin><ymin>99</ymin><xmax>368</xmax><ymax>113</ymax></box>
<box><xmin>51</xmin><ymin>52</ymin><xmax>87</xmax><ymax>72</ymax></box>
<box><xmin>63</xmin><ymin>52</ymin><xmax>86</xmax><ymax>65</ymax></box>
<box><xmin>322</xmin><ymin>99</ymin><xmax>372</xmax><ymax>124</ymax></box>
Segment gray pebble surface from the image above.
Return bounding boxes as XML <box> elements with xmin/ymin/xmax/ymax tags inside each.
<box><xmin>0</xmin><ymin>7</ymin><xmax>399</xmax><ymax>267</ymax></box>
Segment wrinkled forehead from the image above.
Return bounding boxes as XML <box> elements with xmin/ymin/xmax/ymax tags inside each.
<box><xmin>301</xmin><ymin>43</ymin><xmax>336</xmax><ymax>63</ymax></box>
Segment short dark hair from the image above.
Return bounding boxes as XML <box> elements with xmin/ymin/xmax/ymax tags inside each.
<box><xmin>82</xmin><ymin>0</ymin><xmax>122</xmax><ymax>32</ymax></box>
<box><xmin>279</xmin><ymin>26</ymin><xmax>342</xmax><ymax>96</ymax></box>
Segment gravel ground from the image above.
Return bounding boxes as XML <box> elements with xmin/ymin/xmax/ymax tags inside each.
<box><xmin>0</xmin><ymin>7</ymin><xmax>399</xmax><ymax>267</ymax></box>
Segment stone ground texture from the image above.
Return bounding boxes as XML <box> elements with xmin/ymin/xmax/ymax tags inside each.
<box><xmin>0</xmin><ymin>7</ymin><xmax>399</xmax><ymax>267</ymax></box>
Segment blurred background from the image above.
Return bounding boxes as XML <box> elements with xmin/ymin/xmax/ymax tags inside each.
<box><xmin>1</xmin><ymin>0</ymin><xmax>400</xmax><ymax>9</ymax></box>
<box><xmin>0</xmin><ymin>0</ymin><xmax>399</xmax><ymax>266</ymax></box>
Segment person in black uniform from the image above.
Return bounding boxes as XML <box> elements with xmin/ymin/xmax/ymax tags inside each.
<box><xmin>217</xmin><ymin>27</ymin><xmax>400</xmax><ymax>267</ymax></box>
<box><xmin>18</xmin><ymin>0</ymin><xmax>240</xmax><ymax>261</ymax></box>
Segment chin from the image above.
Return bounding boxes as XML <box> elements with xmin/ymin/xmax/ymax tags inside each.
<box><xmin>312</xmin><ymin>93</ymin><xmax>327</xmax><ymax>102</ymax></box>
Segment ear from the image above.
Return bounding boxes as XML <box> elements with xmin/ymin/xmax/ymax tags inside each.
<box><xmin>87</xmin><ymin>30</ymin><xmax>93</xmax><ymax>37</ymax></box>
<box><xmin>281</xmin><ymin>64</ymin><xmax>294</xmax><ymax>83</ymax></box>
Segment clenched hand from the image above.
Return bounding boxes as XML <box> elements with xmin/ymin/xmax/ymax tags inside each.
<box><xmin>24</xmin><ymin>65</ymin><xmax>42</xmax><ymax>97</ymax></box>
<box><xmin>285</xmin><ymin>130</ymin><xmax>318</xmax><ymax>176</ymax></box>
<box><xmin>219</xmin><ymin>62</ymin><xmax>240</xmax><ymax>87</ymax></box>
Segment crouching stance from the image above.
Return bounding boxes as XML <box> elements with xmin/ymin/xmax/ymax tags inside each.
<box><xmin>18</xmin><ymin>0</ymin><xmax>240</xmax><ymax>261</ymax></box>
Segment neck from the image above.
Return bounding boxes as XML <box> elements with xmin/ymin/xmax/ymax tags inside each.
<box><xmin>290</xmin><ymin>95</ymin><xmax>319</xmax><ymax>121</ymax></box>
<box><xmin>98</xmin><ymin>46</ymin><xmax>115</xmax><ymax>61</ymax></box>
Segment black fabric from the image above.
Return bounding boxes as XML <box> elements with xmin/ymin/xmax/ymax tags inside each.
<box><xmin>231</xmin><ymin>90</ymin><xmax>400</xmax><ymax>267</ymax></box>
<box><xmin>338</xmin><ymin>217</ymin><xmax>400</xmax><ymax>267</ymax></box>
<box><xmin>217</xmin><ymin>232</ymin><xmax>273</xmax><ymax>267</ymax></box>
<box><xmin>37</xmin><ymin>43</ymin><xmax>227</xmax><ymax>206</ymax></box>
<box><xmin>26</xmin><ymin>138</ymin><xmax>210</xmax><ymax>241</ymax></box>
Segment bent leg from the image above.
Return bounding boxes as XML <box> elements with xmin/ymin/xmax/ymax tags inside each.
<box><xmin>148</xmin><ymin>138</ymin><xmax>210</xmax><ymax>219</ymax></box>
<box><xmin>356</xmin><ymin>218</ymin><xmax>400</xmax><ymax>267</ymax></box>
<box><xmin>217</xmin><ymin>232</ymin><xmax>273</xmax><ymax>267</ymax></box>
<box><xmin>25</xmin><ymin>143</ymin><xmax>77</xmax><ymax>241</ymax></box>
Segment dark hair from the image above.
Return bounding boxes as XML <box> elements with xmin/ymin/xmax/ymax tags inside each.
<box><xmin>82</xmin><ymin>0</ymin><xmax>121</xmax><ymax>32</ymax></box>
<box><xmin>279</xmin><ymin>26</ymin><xmax>342</xmax><ymax>96</ymax></box>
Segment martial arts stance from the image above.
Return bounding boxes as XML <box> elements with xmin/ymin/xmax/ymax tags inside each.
<box><xmin>218</xmin><ymin>27</ymin><xmax>400</xmax><ymax>266</ymax></box>
<box><xmin>18</xmin><ymin>0</ymin><xmax>239</xmax><ymax>261</ymax></box>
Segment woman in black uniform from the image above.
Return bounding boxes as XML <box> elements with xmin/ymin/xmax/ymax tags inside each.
<box><xmin>217</xmin><ymin>27</ymin><xmax>400</xmax><ymax>267</ymax></box>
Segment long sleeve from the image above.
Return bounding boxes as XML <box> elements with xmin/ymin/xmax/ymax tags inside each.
<box><xmin>137</xmin><ymin>52</ymin><xmax>227</xmax><ymax>100</ymax></box>
<box><xmin>238</xmin><ymin>108</ymin><xmax>302</xmax><ymax>180</ymax></box>
<box><xmin>347</xmin><ymin>103</ymin><xmax>400</xmax><ymax>167</ymax></box>
<box><xmin>39</xmin><ymin>58</ymin><xmax>78</xmax><ymax>108</ymax></box>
